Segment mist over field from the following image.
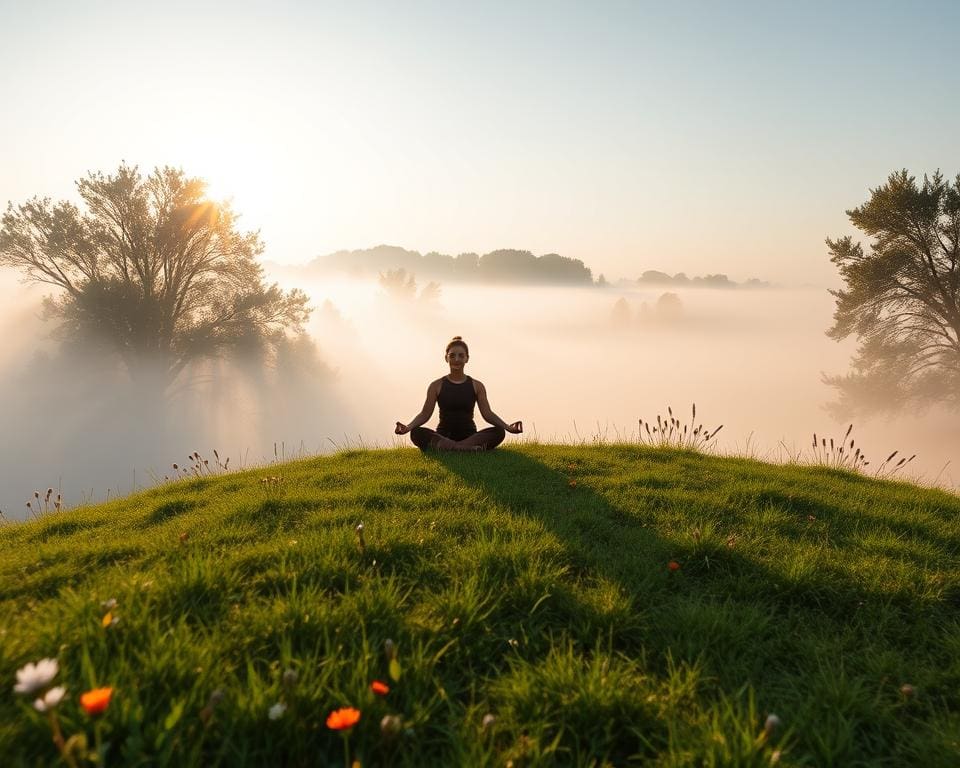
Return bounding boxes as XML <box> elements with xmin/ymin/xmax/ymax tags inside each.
<box><xmin>2</xmin><ymin>267</ymin><xmax>955</xmax><ymax>521</ymax></box>
<box><xmin>298</xmin><ymin>275</ymin><xmax>958</xmax><ymax>479</ymax></box>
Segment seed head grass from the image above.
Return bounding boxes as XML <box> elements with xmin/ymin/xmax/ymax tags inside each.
<box><xmin>1</xmin><ymin>445</ymin><xmax>958</xmax><ymax>765</ymax></box>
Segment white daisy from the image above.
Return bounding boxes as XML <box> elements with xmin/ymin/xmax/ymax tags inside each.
<box><xmin>33</xmin><ymin>686</ymin><xmax>67</xmax><ymax>712</ymax></box>
<box><xmin>268</xmin><ymin>701</ymin><xmax>286</xmax><ymax>720</ymax></box>
<box><xmin>13</xmin><ymin>658</ymin><xmax>59</xmax><ymax>695</ymax></box>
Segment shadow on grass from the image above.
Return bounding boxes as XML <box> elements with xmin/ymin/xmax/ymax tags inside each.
<box><xmin>426</xmin><ymin>448</ymin><xmax>669</xmax><ymax>588</ymax></box>
<box><xmin>423</xmin><ymin>447</ymin><xmax>958</xmax><ymax>668</ymax></box>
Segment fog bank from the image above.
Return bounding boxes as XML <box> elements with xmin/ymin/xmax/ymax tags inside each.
<box><xmin>297</xmin><ymin>275</ymin><xmax>958</xmax><ymax>490</ymax></box>
<box><xmin>1</xmin><ymin>270</ymin><xmax>956</xmax><ymax>521</ymax></box>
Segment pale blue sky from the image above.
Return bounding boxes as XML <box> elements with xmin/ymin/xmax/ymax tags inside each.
<box><xmin>1</xmin><ymin>0</ymin><xmax>958</xmax><ymax>283</ymax></box>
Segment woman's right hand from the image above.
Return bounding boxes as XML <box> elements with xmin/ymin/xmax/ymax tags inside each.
<box><xmin>506</xmin><ymin>421</ymin><xmax>523</xmax><ymax>434</ymax></box>
<box><xmin>395</xmin><ymin>422</ymin><xmax>410</xmax><ymax>435</ymax></box>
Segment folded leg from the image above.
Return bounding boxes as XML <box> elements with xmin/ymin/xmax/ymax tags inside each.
<box><xmin>456</xmin><ymin>426</ymin><xmax>506</xmax><ymax>450</ymax></box>
<box><xmin>410</xmin><ymin>427</ymin><xmax>458</xmax><ymax>451</ymax></box>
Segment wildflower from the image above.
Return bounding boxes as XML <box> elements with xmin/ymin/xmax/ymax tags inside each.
<box><xmin>356</xmin><ymin>523</ymin><xmax>366</xmax><ymax>552</ymax></box>
<box><xmin>282</xmin><ymin>668</ymin><xmax>298</xmax><ymax>688</ymax></box>
<box><xmin>668</xmin><ymin>560</ymin><xmax>681</xmax><ymax>572</ymax></box>
<box><xmin>370</xmin><ymin>680</ymin><xmax>389</xmax><ymax>696</ymax></box>
<box><xmin>14</xmin><ymin>658</ymin><xmax>59</xmax><ymax>695</ymax></box>
<box><xmin>179</xmin><ymin>532</ymin><xmax>189</xmax><ymax>544</ymax></box>
<box><xmin>80</xmin><ymin>687</ymin><xmax>113</xmax><ymax>716</ymax></box>
<box><xmin>380</xmin><ymin>714</ymin><xmax>402</xmax><ymax>739</ymax></box>
<box><xmin>100</xmin><ymin>598</ymin><xmax>118</xmax><ymax>611</ymax></box>
<box><xmin>199</xmin><ymin>688</ymin><xmax>225</xmax><ymax>725</ymax></box>
<box><xmin>568</xmin><ymin>480</ymin><xmax>577</xmax><ymax>488</ymax></box>
<box><xmin>764</xmin><ymin>713</ymin><xmax>781</xmax><ymax>737</ymax></box>
<box><xmin>900</xmin><ymin>683</ymin><xmax>915</xmax><ymax>698</ymax></box>
<box><xmin>327</xmin><ymin>707</ymin><xmax>361</xmax><ymax>731</ymax></box>
<box><xmin>268</xmin><ymin>702</ymin><xmax>286</xmax><ymax>720</ymax></box>
<box><xmin>33</xmin><ymin>686</ymin><xmax>67</xmax><ymax>712</ymax></box>
<box><xmin>482</xmin><ymin>713</ymin><xmax>496</xmax><ymax>732</ymax></box>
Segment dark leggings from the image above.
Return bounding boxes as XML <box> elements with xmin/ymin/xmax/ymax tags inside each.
<box><xmin>410</xmin><ymin>426</ymin><xmax>506</xmax><ymax>451</ymax></box>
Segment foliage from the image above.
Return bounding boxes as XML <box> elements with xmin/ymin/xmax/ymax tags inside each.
<box><xmin>825</xmin><ymin>169</ymin><xmax>960</xmax><ymax>414</ymax></box>
<box><xmin>0</xmin><ymin>164</ymin><xmax>311</xmax><ymax>391</ymax></box>
<box><xmin>637</xmin><ymin>270</ymin><xmax>769</xmax><ymax>289</ymax></box>
<box><xmin>378</xmin><ymin>268</ymin><xmax>442</xmax><ymax>304</ymax></box>
<box><xmin>638</xmin><ymin>403</ymin><xmax>721</xmax><ymax>449</ymax></box>
<box><xmin>655</xmin><ymin>291</ymin><xmax>683</xmax><ymax>320</ymax></box>
<box><xmin>610</xmin><ymin>297</ymin><xmax>631</xmax><ymax>326</ymax></box>
<box><xmin>378</xmin><ymin>268</ymin><xmax>418</xmax><ymax>301</ymax></box>
<box><xmin>318</xmin><ymin>245</ymin><xmax>594</xmax><ymax>285</ymax></box>
<box><xmin>2</xmin><ymin>445</ymin><xmax>958</xmax><ymax>766</ymax></box>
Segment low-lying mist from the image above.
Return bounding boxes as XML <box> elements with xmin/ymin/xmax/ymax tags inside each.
<box><xmin>2</xmin><ymin>270</ymin><xmax>957</xmax><ymax>521</ymax></box>
<box><xmin>301</xmin><ymin>276</ymin><xmax>958</xmax><ymax>477</ymax></box>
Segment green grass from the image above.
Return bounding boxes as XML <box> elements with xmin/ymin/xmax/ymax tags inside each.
<box><xmin>2</xmin><ymin>445</ymin><xmax>959</xmax><ymax>766</ymax></box>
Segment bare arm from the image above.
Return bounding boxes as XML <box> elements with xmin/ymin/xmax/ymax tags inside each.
<box><xmin>395</xmin><ymin>380</ymin><xmax>441</xmax><ymax>434</ymax></box>
<box><xmin>474</xmin><ymin>380</ymin><xmax>522</xmax><ymax>433</ymax></box>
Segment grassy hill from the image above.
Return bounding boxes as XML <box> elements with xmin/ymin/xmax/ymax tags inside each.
<box><xmin>2</xmin><ymin>445</ymin><xmax>958</xmax><ymax>766</ymax></box>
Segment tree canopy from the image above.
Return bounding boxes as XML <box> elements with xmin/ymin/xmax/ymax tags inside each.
<box><xmin>0</xmin><ymin>164</ymin><xmax>310</xmax><ymax>391</ymax></box>
<box><xmin>825</xmin><ymin>169</ymin><xmax>960</xmax><ymax>413</ymax></box>
<box><xmin>314</xmin><ymin>245</ymin><xmax>594</xmax><ymax>285</ymax></box>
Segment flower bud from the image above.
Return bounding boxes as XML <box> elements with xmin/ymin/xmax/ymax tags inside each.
<box><xmin>380</xmin><ymin>714</ymin><xmax>402</xmax><ymax>740</ymax></box>
<box><xmin>764</xmin><ymin>713</ymin><xmax>781</xmax><ymax>737</ymax></box>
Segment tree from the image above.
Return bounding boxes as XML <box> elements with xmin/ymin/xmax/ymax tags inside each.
<box><xmin>418</xmin><ymin>280</ymin><xmax>442</xmax><ymax>304</ymax></box>
<box><xmin>0</xmin><ymin>164</ymin><xmax>311</xmax><ymax>393</ymax></box>
<box><xmin>378</xmin><ymin>267</ymin><xmax>417</xmax><ymax>300</ymax></box>
<box><xmin>825</xmin><ymin>169</ymin><xmax>960</xmax><ymax>413</ymax></box>
<box><xmin>610</xmin><ymin>297</ymin><xmax>631</xmax><ymax>326</ymax></box>
<box><xmin>655</xmin><ymin>292</ymin><xmax>683</xmax><ymax>321</ymax></box>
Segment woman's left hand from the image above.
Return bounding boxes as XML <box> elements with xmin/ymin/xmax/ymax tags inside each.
<box><xmin>506</xmin><ymin>421</ymin><xmax>523</xmax><ymax>434</ymax></box>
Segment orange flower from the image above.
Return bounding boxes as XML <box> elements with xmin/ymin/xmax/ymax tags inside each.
<box><xmin>370</xmin><ymin>680</ymin><xmax>390</xmax><ymax>696</ymax></box>
<box><xmin>327</xmin><ymin>707</ymin><xmax>361</xmax><ymax>730</ymax></box>
<box><xmin>568</xmin><ymin>480</ymin><xmax>577</xmax><ymax>488</ymax></box>
<box><xmin>668</xmin><ymin>560</ymin><xmax>681</xmax><ymax>572</ymax></box>
<box><xmin>80</xmin><ymin>687</ymin><xmax>113</xmax><ymax>716</ymax></box>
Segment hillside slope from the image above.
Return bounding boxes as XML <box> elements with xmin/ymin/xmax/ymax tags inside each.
<box><xmin>2</xmin><ymin>445</ymin><xmax>959</xmax><ymax>766</ymax></box>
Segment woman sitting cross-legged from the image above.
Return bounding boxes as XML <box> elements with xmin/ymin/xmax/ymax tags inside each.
<box><xmin>394</xmin><ymin>336</ymin><xmax>522</xmax><ymax>451</ymax></box>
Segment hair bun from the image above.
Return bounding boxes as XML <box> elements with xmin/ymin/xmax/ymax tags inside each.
<box><xmin>445</xmin><ymin>336</ymin><xmax>469</xmax><ymax>354</ymax></box>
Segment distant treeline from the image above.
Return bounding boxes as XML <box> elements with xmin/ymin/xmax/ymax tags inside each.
<box><xmin>303</xmin><ymin>245</ymin><xmax>772</xmax><ymax>288</ymax></box>
<box><xmin>309</xmin><ymin>245</ymin><xmax>594</xmax><ymax>285</ymax></box>
<box><xmin>630</xmin><ymin>270</ymin><xmax>771</xmax><ymax>289</ymax></box>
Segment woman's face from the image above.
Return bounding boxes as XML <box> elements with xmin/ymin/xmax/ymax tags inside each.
<box><xmin>445</xmin><ymin>345</ymin><xmax>468</xmax><ymax>372</ymax></box>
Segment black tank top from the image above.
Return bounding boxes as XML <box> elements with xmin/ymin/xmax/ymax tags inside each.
<box><xmin>437</xmin><ymin>376</ymin><xmax>477</xmax><ymax>440</ymax></box>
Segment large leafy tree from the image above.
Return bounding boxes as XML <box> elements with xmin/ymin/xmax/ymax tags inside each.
<box><xmin>825</xmin><ymin>169</ymin><xmax>960</xmax><ymax>413</ymax></box>
<box><xmin>0</xmin><ymin>164</ymin><xmax>311</xmax><ymax>392</ymax></box>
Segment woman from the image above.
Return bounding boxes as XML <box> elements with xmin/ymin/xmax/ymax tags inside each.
<box><xmin>394</xmin><ymin>336</ymin><xmax>522</xmax><ymax>451</ymax></box>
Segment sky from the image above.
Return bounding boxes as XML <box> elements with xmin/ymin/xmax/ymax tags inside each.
<box><xmin>1</xmin><ymin>0</ymin><xmax>959</xmax><ymax>284</ymax></box>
